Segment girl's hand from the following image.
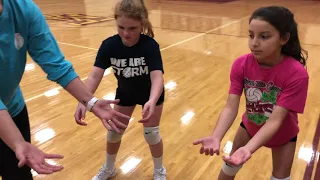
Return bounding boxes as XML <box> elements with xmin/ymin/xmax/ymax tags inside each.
<box><xmin>74</xmin><ymin>103</ymin><xmax>87</xmax><ymax>126</ymax></box>
<box><xmin>193</xmin><ymin>136</ymin><xmax>221</xmax><ymax>156</ymax></box>
<box><xmin>222</xmin><ymin>146</ymin><xmax>251</xmax><ymax>166</ymax></box>
<box><xmin>138</xmin><ymin>100</ymin><xmax>156</xmax><ymax>123</ymax></box>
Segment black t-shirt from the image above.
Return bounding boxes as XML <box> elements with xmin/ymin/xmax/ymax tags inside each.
<box><xmin>94</xmin><ymin>34</ymin><xmax>164</xmax><ymax>93</ymax></box>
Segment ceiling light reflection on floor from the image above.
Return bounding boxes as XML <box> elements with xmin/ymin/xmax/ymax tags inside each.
<box><xmin>25</xmin><ymin>63</ymin><xmax>35</xmax><ymax>71</ymax></box>
<box><xmin>223</xmin><ymin>141</ymin><xmax>233</xmax><ymax>154</ymax></box>
<box><xmin>44</xmin><ymin>88</ymin><xmax>60</xmax><ymax>97</ymax></box>
<box><xmin>165</xmin><ymin>81</ymin><xmax>177</xmax><ymax>90</ymax></box>
<box><xmin>204</xmin><ymin>50</ymin><xmax>212</xmax><ymax>55</ymax></box>
<box><xmin>46</xmin><ymin>159</ymin><xmax>57</xmax><ymax>165</ymax></box>
<box><xmin>34</xmin><ymin>128</ymin><xmax>56</xmax><ymax>144</ymax></box>
<box><xmin>31</xmin><ymin>169</ymin><xmax>38</xmax><ymax>177</ymax></box>
<box><xmin>181</xmin><ymin>111</ymin><xmax>195</xmax><ymax>125</ymax></box>
<box><xmin>120</xmin><ymin>156</ymin><xmax>142</xmax><ymax>174</ymax></box>
<box><xmin>298</xmin><ymin>144</ymin><xmax>313</xmax><ymax>163</ymax></box>
<box><xmin>103</xmin><ymin>93</ymin><xmax>115</xmax><ymax>108</ymax></box>
<box><xmin>103</xmin><ymin>93</ymin><xmax>115</xmax><ymax>100</ymax></box>
<box><xmin>104</xmin><ymin>68</ymin><xmax>111</xmax><ymax>76</ymax></box>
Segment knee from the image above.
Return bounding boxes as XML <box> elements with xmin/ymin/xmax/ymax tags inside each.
<box><xmin>143</xmin><ymin>126</ymin><xmax>162</xmax><ymax>145</ymax></box>
<box><xmin>107</xmin><ymin>129</ymin><xmax>124</xmax><ymax>143</ymax></box>
<box><xmin>222</xmin><ymin>162</ymin><xmax>242</xmax><ymax>176</ymax></box>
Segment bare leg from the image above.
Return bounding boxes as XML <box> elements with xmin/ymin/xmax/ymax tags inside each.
<box><xmin>142</xmin><ymin>104</ymin><xmax>164</xmax><ymax>159</ymax></box>
<box><xmin>107</xmin><ymin>105</ymin><xmax>135</xmax><ymax>155</ymax></box>
<box><xmin>218</xmin><ymin>126</ymin><xmax>251</xmax><ymax>180</ymax></box>
<box><xmin>271</xmin><ymin>141</ymin><xmax>296</xmax><ymax>179</ymax></box>
<box><xmin>92</xmin><ymin>105</ymin><xmax>136</xmax><ymax>180</ymax></box>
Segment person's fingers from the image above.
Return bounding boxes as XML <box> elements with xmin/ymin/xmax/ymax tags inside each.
<box><xmin>81</xmin><ymin>109</ymin><xmax>86</xmax><ymax>120</ymax></box>
<box><xmin>74</xmin><ymin>110</ymin><xmax>81</xmax><ymax>121</ymax></box>
<box><xmin>142</xmin><ymin>105</ymin><xmax>149</xmax><ymax>117</ymax></box>
<box><xmin>35</xmin><ymin>164</ymin><xmax>54</xmax><ymax>174</ymax></box>
<box><xmin>111</xmin><ymin>117</ymin><xmax>127</xmax><ymax>129</ymax></box>
<box><xmin>192</xmin><ymin>139</ymin><xmax>204</xmax><ymax>145</ymax></box>
<box><xmin>105</xmin><ymin>99</ymin><xmax>120</xmax><ymax>105</ymax></box>
<box><xmin>144</xmin><ymin>112</ymin><xmax>152</xmax><ymax>121</ymax></box>
<box><xmin>43</xmin><ymin>161</ymin><xmax>64</xmax><ymax>172</ymax></box>
<box><xmin>17</xmin><ymin>155</ymin><xmax>26</xmax><ymax>168</ymax></box>
<box><xmin>76</xmin><ymin>119</ymin><xmax>87</xmax><ymax>126</ymax></box>
<box><xmin>209</xmin><ymin>148</ymin><xmax>214</xmax><ymax>156</ymax></box>
<box><xmin>114</xmin><ymin>111</ymin><xmax>131</xmax><ymax>119</ymax></box>
<box><xmin>75</xmin><ymin>109</ymin><xmax>87</xmax><ymax>125</ymax></box>
<box><xmin>222</xmin><ymin>156</ymin><xmax>238</xmax><ymax>166</ymax></box>
<box><xmin>205</xmin><ymin>148</ymin><xmax>210</xmax><ymax>155</ymax></box>
<box><xmin>214</xmin><ymin>148</ymin><xmax>220</xmax><ymax>155</ymax></box>
<box><xmin>44</xmin><ymin>154</ymin><xmax>64</xmax><ymax>159</ymax></box>
<box><xmin>138</xmin><ymin>118</ymin><xmax>150</xmax><ymax>123</ymax></box>
<box><xmin>27</xmin><ymin>159</ymin><xmax>53</xmax><ymax>174</ymax></box>
<box><xmin>104</xmin><ymin>120</ymin><xmax>120</xmax><ymax>134</ymax></box>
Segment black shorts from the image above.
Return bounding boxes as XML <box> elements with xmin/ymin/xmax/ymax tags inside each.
<box><xmin>115</xmin><ymin>87</ymin><xmax>165</xmax><ymax>106</ymax></box>
<box><xmin>240</xmin><ymin>122</ymin><xmax>297</xmax><ymax>142</ymax></box>
<box><xmin>0</xmin><ymin>106</ymin><xmax>33</xmax><ymax>180</ymax></box>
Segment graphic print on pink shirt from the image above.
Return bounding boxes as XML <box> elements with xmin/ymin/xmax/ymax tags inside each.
<box><xmin>244</xmin><ymin>78</ymin><xmax>281</xmax><ymax>126</ymax></box>
<box><xmin>229</xmin><ymin>53</ymin><xmax>309</xmax><ymax>147</ymax></box>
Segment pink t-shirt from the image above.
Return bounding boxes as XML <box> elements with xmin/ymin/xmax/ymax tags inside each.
<box><xmin>229</xmin><ymin>53</ymin><xmax>309</xmax><ymax>147</ymax></box>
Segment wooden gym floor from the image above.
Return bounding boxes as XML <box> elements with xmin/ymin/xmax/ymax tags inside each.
<box><xmin>8</xmin><ymin>0</ymin><xmax>320</xmax><ymax>179</ymax></box>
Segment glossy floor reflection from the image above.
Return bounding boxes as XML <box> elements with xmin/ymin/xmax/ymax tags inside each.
<box><xmin>13</xmin><ymin>0</ymin><xmax>320</xmax><ymax>180</ymax></box>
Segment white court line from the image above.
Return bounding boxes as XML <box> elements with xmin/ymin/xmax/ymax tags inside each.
<box><xmin>160</xmin><ymin>16</ymin><xmax>249</xmax><ymax>51</ymax></box>
<box><xmin>25</xmin><ymin>16</ymin><xmax>249</xmax><ymax>102</ymax></box>
<box><xmin>57</xmin><ymin>42</ymin><xmax>98</xmax><ymax>51</ymax></box>
<box><xmin>25</xmin><ymin>77</ymin><xmax>88</xmax><ymax>102</ymax></box>
<box><xmin>151</xmin><ymin>10</ymin><xmax>232</xmax><ymax>20</ymax></box>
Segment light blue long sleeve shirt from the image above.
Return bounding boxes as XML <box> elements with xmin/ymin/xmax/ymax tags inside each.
<box><xmin>0</xmin><ymin>0</ymin><xmax>78</xmax><ymax>117</ymax></box>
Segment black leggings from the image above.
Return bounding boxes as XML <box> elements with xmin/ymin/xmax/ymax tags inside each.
<box><xmin>0</xmin><ymin>106</ymin><xmax>33</xmax><ymax>180</ymax></box>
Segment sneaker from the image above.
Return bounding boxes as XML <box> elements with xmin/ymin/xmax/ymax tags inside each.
<box><xmin>92</xmin><ymin>164</ymin><xmax>117</xmax><ymax>180</ymax></box>
<box><xmin>154</xmin><ymin>167</ymin><xmax>166</xmax><ymax>180</ymax></box>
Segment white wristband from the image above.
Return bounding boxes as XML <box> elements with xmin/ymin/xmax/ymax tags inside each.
<box><xmin>86</xmin><ymin>97</ymin><xmax>99</xmax><ymax>112</ymax></box>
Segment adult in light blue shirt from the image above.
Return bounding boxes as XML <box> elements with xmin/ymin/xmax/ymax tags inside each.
<box><xmin>0</xmin><ymin>0</ymin><xmax>129</xmax><ymax>179</ymax></box>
